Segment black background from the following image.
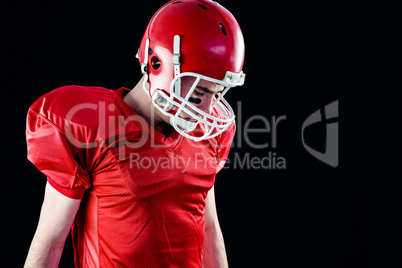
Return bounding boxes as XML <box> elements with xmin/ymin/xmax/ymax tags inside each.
<box><xmin>1</xmin><ymin>0</ymin><xmax>398</xmax><ymax>267</ymax></box>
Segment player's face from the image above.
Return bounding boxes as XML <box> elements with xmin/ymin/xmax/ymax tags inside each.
<box><xmin>177</xmin><ymin>76</ymin><xmax>224</xmax><ymax>123</ymax></box>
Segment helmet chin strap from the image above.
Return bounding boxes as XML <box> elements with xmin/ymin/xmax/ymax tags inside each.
<box><xmin>172</xmin><ymin>35</ymin><xmax>181</xmax><ymax>96</ymax></box>
<box><xmin>169</xmin><ymin>35</ymin><xmax>199</xmax><ymax>133</ymax></box>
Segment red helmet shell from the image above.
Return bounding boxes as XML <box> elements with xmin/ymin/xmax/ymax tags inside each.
<box><xmin>138</xmin><ymin>0</ymin><xmax>245</xmax><ymax>95</ymax></box>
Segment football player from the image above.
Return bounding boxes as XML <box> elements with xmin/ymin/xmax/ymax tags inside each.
<box><xmin>24</xmin><ymin>0</ymin><xmax>245</xmax><ymax>267</ymax></box>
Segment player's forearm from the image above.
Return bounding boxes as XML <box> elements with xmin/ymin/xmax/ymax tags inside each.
<box><xmin>25</xmin><ymin>182</ymin><xmax>80</xmax><ymax>267</ymax></box>
<box><xmin>24</xmin><ymin>235</ymin><xmax>65</xmax><ymax>268</ymax></box>
<box><xmin>203</xmin><ymin>223</ymin><xmax>229</xmax><ymax>268</ymax></box>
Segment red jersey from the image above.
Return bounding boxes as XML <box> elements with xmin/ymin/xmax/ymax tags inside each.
<box><xmin>26</xmin><ymin>85</ymin><xmax>235</xmax><ymax>267</ymax></box>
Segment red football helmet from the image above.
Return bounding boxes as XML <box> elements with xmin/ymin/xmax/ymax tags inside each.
<box><xmin>137</xmin><ymin>0</ymin><xmax>245</xmax><ymax>141</ymax></box>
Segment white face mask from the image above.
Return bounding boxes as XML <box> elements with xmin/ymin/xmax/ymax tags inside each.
<box><xmin>146</xmin><ymin>71</ymin><xmax>244</xmax><ymax>142</ymax></box>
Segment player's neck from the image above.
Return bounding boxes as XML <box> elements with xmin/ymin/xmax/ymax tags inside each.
<box><xmin>123</xmin><ymin>76</ymin><xmax>173</xmax><ymax>137</ymax></box>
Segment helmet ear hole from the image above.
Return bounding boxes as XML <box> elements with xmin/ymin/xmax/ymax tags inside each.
<box><xmin>150</xmin><ymin>56</ymin><xmax>161</xmax><ymax>71</ymax></box>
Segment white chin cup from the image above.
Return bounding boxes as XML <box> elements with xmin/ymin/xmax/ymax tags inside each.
<box><xmin>169</xmin><ymin>117</ymin><xmax>198</xmax><ymax>133</ymax></box>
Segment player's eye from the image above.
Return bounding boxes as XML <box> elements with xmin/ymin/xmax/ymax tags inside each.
<box><xmin>193</xmin><ymin>90</ymin><xmax>204</xmax><ymax>96</ymax></box>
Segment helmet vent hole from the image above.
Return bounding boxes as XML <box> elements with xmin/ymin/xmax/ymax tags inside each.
<box><xmin>218</xmin><ymin>22</ymin><xmax>227</xmax><ymax>36</ymax></box>
<box><xmin>197</xmin><ymin>4</ymin><xmax>208</xmax><ymax>10</ymax></box>
<box><xmin>150</xmin><ymin>56</ymin><xmax>161</xmax><ymax>70</ymax></box>
<box><xmin>172</xmin><ymin>1</ymin><xmax>183</xmax><ymax>4</ymax></box>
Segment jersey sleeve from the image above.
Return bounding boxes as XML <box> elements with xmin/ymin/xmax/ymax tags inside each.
<box><xmin>26</xmin><ymin>108</ymin><xmax>91</xmax><ymax>199</ymax></box>
<box><xmin>216</xmin><ymin>122</ymin><xmax>236</xmax><ymax>173</ymax></box>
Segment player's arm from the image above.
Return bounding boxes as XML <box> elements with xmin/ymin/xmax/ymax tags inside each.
<box><xmin>203</xmin><ymin>185</ymin><xmax>229</xmax><ymax>268</ymax></box>
<box><xmin>24</xmin><ymin>181</ymin><xmax>81</xmax><ymax>268</ymax></box>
